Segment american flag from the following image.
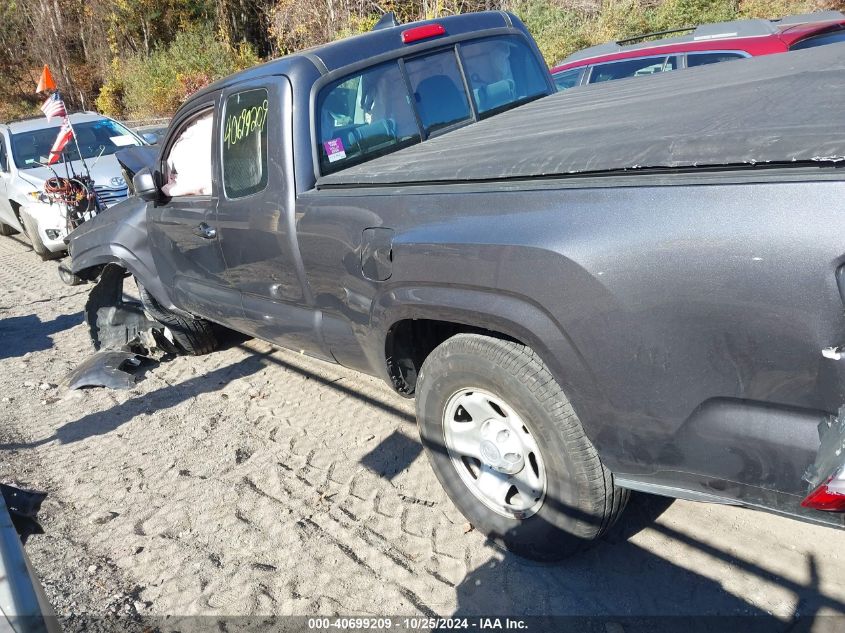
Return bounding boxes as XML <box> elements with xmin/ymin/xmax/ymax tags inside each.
<box><xmin>47</xmin><ymin>119</ymin><xmax>73</xmax><ymax>165</ymax></box>
<box><xmin>39</xmin><ymin>92</ymin><xmax>67</xmax><ymax>121</ymax></box>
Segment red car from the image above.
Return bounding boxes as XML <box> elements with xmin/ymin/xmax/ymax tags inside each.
<box><xmin>551</xmin><ymin>10</ymin><xmax>845</xmax><ymax>90</ymax></box>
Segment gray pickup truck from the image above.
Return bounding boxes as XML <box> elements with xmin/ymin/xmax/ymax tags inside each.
<box><xmin>68</xmin><ymin>11</ymin><xmax>845</xmax><ymax>561</ymax></box>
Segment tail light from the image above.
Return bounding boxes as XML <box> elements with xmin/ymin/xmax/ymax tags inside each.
<box><xmin>802</xmin><ymin>467</ymin><xmax>845</xmax><ymax>511</ymax></box>
<box><xmin>401</xmin><ymin>24</ymin><xmax>446</xmax><ymax>44</ymax></box>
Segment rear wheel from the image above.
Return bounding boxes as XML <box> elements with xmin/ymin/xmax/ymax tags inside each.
<box><xmin>21</xmin><ymin>212</ymin><xmax>62</xmax><ymax>260</ymax></box>
<box><xmin>415</xmin><ymin>333</ymin><xmax>628</xmax><ymax>561</ymax></box>
<box><xmin>138</xmin><ymin>285</ymin><xmax>218</xmax><ymax>356</ymax></box>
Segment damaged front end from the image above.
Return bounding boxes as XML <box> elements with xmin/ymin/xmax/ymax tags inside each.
<box><xmin>66</xmin><ymin>264</ymin><xmax>176</xmax><ymax>390</ymax></box>
<box><xmin>66</xmin><ymin>190</ymin><xmax>176</xmax><ymax>312</ymax></box>
<box><xmin>84</xmin><ymin>264</ymin><xmax>162</xmax><ymax>352</ymax></box>
<box><xmin>65</xmin><ymin>351</ymin><xmax>150</xmax><ymax>390</ymax></box>
<box><xmin>66</xmin><ymin>185</ymin><xmax>210</xmax><ymax>387</ymax></box>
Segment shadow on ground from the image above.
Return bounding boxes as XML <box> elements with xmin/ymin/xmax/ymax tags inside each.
<box><xmin>360</xmin><ymin>429</ymin><xmax>423</xmax><ymax>480</ymax></box>
<box><xmin>244</xmin><ymin>343</ymin><xmax>415</xmax><ymax>424</ymax></box>
<box><xmin>0</xmin><ymin>334</ymin><xmax>411</xmax><ymax>451</ymax></box>
<box><xmin>0</xmin><ymin>312</ymin><xmax>82</xmax><ymax>360</ymax></box>
<box><xmin>0</xmin><ymin>353</ymin><xmax>268</xmax><ymax>450</ymax></box>
<box><xmin>451</xmin><ymin>492</ymin><xmax>844</xmax><ymax>628</ymax></box>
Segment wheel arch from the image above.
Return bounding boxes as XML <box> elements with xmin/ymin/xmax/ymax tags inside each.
<box><xmin>72</xmin><ymin>244</ymin><xmax>178</xmax><ymax>313</ymax></box>
<box><xmin>68</xmin><ymin>197</ymin><xmax>179</xmax><ymax>312</ymax></box>
<box><xmin>374</xmin><ymin>285</ymin><xmax>608</xmax><ymax>446</ymax></box>
<box><xmin>8</xmin><ymin>199</ymin><xmax>24</xmax><ymax>230</ymax></box>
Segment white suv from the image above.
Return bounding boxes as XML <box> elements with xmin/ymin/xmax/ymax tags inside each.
<box><xmin>0</xmin><ymin>112</ymin><xmax>153</xmax><ymax>259</ymax></box>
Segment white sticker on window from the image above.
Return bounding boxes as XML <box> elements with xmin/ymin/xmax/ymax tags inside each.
<box><xmin>110</xmin><ymin>135</ymin><xmax>137</xmax><ymax>147</ymax></box>
<box><xmin>323</xmin><ymin>138</ymin><xmax>346</xmax><ymax>163</ymax></box>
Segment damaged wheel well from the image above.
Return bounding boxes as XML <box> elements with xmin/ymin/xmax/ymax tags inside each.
<box><xmin>385</xmin><ymin>319</ymin><xmax>521</xmax><ymax>396</ymax></box>
<box><xmin>83</xmin><ymin>263</ymin><xmax>218</xmax><ymax>356</ymax></box>
<box><xmin>84</xmin><ymin>263</ymin><xmax>159</xmax><ymax>351</ymax></box>
<box><xmin>75</xmin><ymin>263</ymin><xmax>105</xmax><ymax>282</ymax></box>
<box><xmin>9</xmin><ymin>200</ymin><xmax>22</xmax><ymax>226</ymax></box>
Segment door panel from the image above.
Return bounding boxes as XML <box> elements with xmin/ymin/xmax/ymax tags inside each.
<box><xmin>147</xmin><ymin>101</ymin><xmax>242</xmax><ymax>323</ymax></box>
<box><xmin>148</xmin><ymin>197</ymin><xmax>235</xmax><ymax>319</ymax></box>
<box><xmin>216</xmin><ymin>76</ymin><xmax>325</xmax><ymax>356</ymax></box>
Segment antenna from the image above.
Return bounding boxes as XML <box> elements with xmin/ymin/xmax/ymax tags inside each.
<box><xmin>617</xmin><ymin>27</ymin><xmax>694</xmax><ymax>45</ymax></box>
<box><xmin>373</xmin><ymin>12</ymin><xmax>399</xmax><ymax>30</ymax></box>
<box><xmin>63</xmin><ymin>115</ymin><xmax>93</xmax><ymax>182</ymax></box>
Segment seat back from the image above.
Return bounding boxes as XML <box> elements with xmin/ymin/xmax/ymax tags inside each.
<box><xmin>475</xmin><ymin>79</ymin><xmax>515</xmax><ymax>112</ymax></box>
<box><xmin>414</xmin><ymin>75</ymin><xmax>468</xmax><ymax>132</ymax></box>
<box><xmin>346</xmin><ymin>119</ymin><xmax>397</xmax><ymax>155</ymax></box>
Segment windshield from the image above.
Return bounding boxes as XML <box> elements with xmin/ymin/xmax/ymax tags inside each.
<box><xmin>11</xmin><ymin>119</ymin><xmax>141</xmax><ymax>169</ymax></box>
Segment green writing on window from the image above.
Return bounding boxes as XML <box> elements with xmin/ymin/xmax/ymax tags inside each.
<box><xmin>223</xmin><ymin>99</ymin><xmax>269</xmax><ymax>149</ymax></box>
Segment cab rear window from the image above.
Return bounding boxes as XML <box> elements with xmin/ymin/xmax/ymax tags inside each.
<box><xmin>318</xmin><ymin>62</ymin><xmax>420</xmax><ymax>174</ymax></box>
<box><xmin>317</xmin><ymin>34</ymin><xmax>549</xmax><ymax>174</ymax></box>
<box><xmin>460</xmin><ymin>37</ymin><xmax>549</xmax><ymax>116</ymax></box>
<box><xmin>405</xmin><ymin>50</ymin><xmax>472</xmax><ymax>134</ymax></box>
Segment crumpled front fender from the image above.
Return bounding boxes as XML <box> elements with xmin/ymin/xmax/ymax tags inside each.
<box><xmin>67</xmin><ymin>195</ymin><xmax>175</xmax><ymax>310</ymax></box>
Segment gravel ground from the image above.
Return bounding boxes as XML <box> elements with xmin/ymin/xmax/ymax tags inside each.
<box><xmin>1</xmin><ymin>232</ymin><xmax>845</xmax><ymax>631</ymax></box>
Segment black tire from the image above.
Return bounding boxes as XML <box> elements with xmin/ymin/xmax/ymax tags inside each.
<box><xmin>415</xmin><ymin>333</ymin><xmax>628</xmax><ymax>561</ymax></box>
<box><xmin>138</xmin><ymin>285</ymin><xmax>218</xmax><ymax>355</ymax></box>
<box><xmin>0</xmin><ymin>222</ymin><xmax>16</xmax><ymax>236</ymax></box>
<box><xmin>57</xmin><ymin>262</ymin><xmax>84</xmax><ymax>286</ymax></box>
<box><xmin>20</xmin><ymin>212</ymin><xmax>62</xmax><ymax>260</ymax></box>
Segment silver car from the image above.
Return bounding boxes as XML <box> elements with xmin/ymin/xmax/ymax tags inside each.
<box><xmin>0</xmin><ymin>112</ymin><xmax>153</xmax><ymax>259</ymax></box>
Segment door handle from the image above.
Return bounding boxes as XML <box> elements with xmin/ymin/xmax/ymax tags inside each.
<box><xmin>193</xmin><ymin>222</ymin><xmax>217</xmax><ymax>239</ymax></box>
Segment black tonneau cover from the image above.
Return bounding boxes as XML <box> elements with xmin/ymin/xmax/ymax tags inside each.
<box><xmin>318</xmin><ymin>43</ymin><xmax>845</xmax><ymax>187</ymax></box>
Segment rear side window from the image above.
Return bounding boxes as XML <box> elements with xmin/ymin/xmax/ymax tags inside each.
<box><xmin>222</xmin><ymin>88</ymin><xmax>269</xmax><ymax>199</ymax></box>
<box><xmin>686</xmin><ymin>52</ymin><xmax>745</xmax><ymax>67</ymax></box>
<box><xmin>405</xmin><ymin>50</ymin><xmax>471</xmax><ymax>133</ymax></box>
<box><xmin>791</xmin><ymin>29</ymin><xmax>845</xmax><ymax>50</ymax></box>
<box><xmin>552</xmin><ymin>68</ymin><xmax>583</xmax><ymax>92</ymax></box>
<box><xmin>589</xmin><ymin>56</ymin><xmax>678</xmax><ymax>83</ymax></box>
<box><xmin>318</xmin><ymin>62</ymin><xmax>420</xmax><ymax>174</ymax></box>
<box><xmin>460</xmin><ymin>36</ymin><xmax>549</xmax><ymax>115</ymax></box>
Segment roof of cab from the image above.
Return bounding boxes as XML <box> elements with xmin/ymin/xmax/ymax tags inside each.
<box><xmin>186</xmin><ymin>11</ymin><xmax>520</xmax><ymax>104</ymax></box>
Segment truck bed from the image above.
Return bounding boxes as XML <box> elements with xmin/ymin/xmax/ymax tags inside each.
<box><xmin>318</xmin><ymin>43</ymin><xmax>845</xmax><ymax>187</ymax></box>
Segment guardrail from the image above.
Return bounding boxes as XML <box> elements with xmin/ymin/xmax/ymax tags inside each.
<box><xmin>121</xmin><ymin>117</ymin><xmax>171</xmax><ymax>129</ymax></box>
<box><xmin>0</xmin><ymin>490</ymin><xmax>56</xmax><ymax>631</ymax></box>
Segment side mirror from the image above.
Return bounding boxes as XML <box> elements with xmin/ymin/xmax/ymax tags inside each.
<box><xmin>133</xmin><ymin>167</ymin><xmax>158</xmax><ymax>201</ymax></box>
<box><xmin>141</xmin><ymin>132</ymin><xmax>159</xmax><ymax>145</ymax></box>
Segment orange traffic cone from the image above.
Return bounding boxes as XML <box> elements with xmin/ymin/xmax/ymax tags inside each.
<box><xmin>36</xmin><ymin>65</ymin><xmax>56</xmax><ymax>93</ymax></box>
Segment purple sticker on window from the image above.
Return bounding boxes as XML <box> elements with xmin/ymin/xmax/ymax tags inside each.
<box><xmin>323</xmin><ymin>138</ymin><xmax>346</xmax><ymax>163</ymax></box>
